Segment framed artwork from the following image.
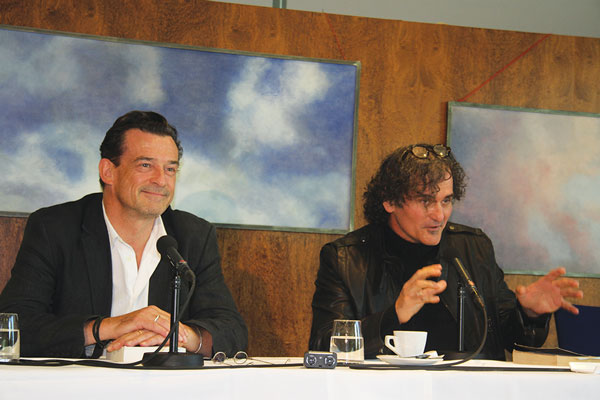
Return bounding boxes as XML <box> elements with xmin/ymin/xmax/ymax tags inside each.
<box><xmin>0</xmin><ymin>25</ymin><xmax>360</xmax><ymax>233</ymax></box>
<box><xmin>447</xmin><ymin>102</ymin><xmax>600</xmax><ymax>277</ymax></box>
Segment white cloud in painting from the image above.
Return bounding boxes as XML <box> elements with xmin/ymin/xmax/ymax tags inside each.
<box><xmin>0</xmin><ymin>33</ymin><xmax>165</xmax><ymax>106</ymax></box>
<box><xmin>174</xmin><ymin>154</ymin><xmax>349</xmax><ymax>228</ymax></box>
<box><xmin>226</xmin><ymin>58</ymin><xmax>330</xmax><ymax>156</ymax></box>
<box><xmin>173</xmin><ymin>56</ymin><xmax>351</xmax><ymax>229</ymax></box>
<box><xmin>2</xmin><ymin>36</ymin><xmax>83</xmax><ymax>95</ymax></box>
<box><xmin>1</xmin><ymin>121</ymin><xmax>102</xmax><ymax>211</ymax></box>
<box><xmin>121</xmin><ymin>45</ymin><xmax>165</xmax><ymax>106</ymax></box>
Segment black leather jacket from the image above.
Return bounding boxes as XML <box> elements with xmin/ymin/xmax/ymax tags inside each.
<box><xmin>309</xmin><ymin>222</ymin><xmax>549</xmax><ymax>359</ymax></box>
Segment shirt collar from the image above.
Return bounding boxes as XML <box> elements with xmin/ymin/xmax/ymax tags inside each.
<box><xmin>101</xmin><ymin>201</ymin><xmax>166</xmax><ymax>249</ymax></box>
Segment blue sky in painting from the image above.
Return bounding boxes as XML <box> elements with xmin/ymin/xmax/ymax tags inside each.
<box><xmin>449</xmin><ymin>105</ymin><xmax>600</xmax><ymax>276</ymax></box>
<box><xmin>0</xmin><ymin>28</ymin><xmax>358</xmax><ymax>231</ymax></box>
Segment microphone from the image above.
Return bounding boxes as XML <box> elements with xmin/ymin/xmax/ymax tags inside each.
<box><xmin>445</xmin><ymin>249</ymin><xmax>485</xmax><ymax>310</ymax></box>
<box><xmin>442</xmin><ymin>248</ymin><xmax>488</xmax><ymax>362</ymax></box>
<box><xmin>156</xmin><ymin>235</ymin><xmax>194</xmax><ymax>280</ymax></box>
<box><xmin>142</xmin><ymin>235</ymin><xmax>203</xmax><ymax>368</ymax></box>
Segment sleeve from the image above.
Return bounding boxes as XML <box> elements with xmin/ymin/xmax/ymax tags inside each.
<box><xmin>182</xmin><ymin>223</ymin><xmax>248</xmax><ymax>357</ymax></box>
<box><xmin>309</xmin><ymin>242</ymin><xmax>392</xmax><ymax>358</ymax></box>
<box><xmin>479</xmin><ymin>235</ymin><xmax>550</xmax><ymax>351</ymax></box>
<box><xmin>494</xmin><ymin>269</ymin><xmax>550</xmax><ymax>349</ymax></box>
<box><xmin>0</xmin><ymin>212</ymin><xmax>91</xmax><ymax>357</ymax></box>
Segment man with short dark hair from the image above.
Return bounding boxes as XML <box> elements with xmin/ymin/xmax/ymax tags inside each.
<box><xmin>309</xmin><ymin>144</ymin><xmax>582</xmax><ymax>359</ymax></box>
<box><xmin>0</xmin><ymin>111</ymin><xmax>247</xmax><ymax>358</ymax></box>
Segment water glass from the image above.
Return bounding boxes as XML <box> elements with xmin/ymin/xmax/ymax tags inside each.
<box><xmin>0</xmin><ymin>313</ymin><xmax>19</xmax><ymax>362</ymax></box>
<box><xmin>329</xmin><ymin>319</ymin><xmax>364</xmax><ymax>363</ymax></box>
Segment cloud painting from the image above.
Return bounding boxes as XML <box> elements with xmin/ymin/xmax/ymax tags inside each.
<box><xmin>448</xmin><ymin>103</ymin><xmax>600</xmax><ymax>276</ymax></box>
<box><xmin>0</xmin><ymin>27</ymin><xmax>359</xmax><ymax>232</ymax></box>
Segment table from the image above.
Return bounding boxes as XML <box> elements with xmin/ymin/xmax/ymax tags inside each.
<box><xmin>1</xmin><ymin>358</ymin><xmax>598</xmax><ymax>400</ymax></box>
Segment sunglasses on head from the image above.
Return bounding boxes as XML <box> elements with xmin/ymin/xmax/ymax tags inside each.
<box><xmin>402</xmin><ymin>144</ymin><xmax>450</xmax><ymax>160</ymax></box>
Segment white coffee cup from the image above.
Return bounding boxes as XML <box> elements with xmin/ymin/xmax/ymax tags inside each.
<box><xmin>384</xmin><ymin>330</ymin><xmax>427</xmax><ymax>357</ymax></box>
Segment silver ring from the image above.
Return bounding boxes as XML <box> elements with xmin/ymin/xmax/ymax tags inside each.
<box><xmin>154</xmin><ymin>315</ymin><xmax>160</xmax><ymax>322</ymax></box>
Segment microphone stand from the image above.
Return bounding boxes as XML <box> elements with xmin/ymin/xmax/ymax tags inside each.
<box><xmin>141</xmin><ymin>267</ymin><xmax>204</xmax><ymax>368</ymax></box>
<box><xmin>442</xmin><ymin>257</ymin><xmax>488</xmax><ymax>361</ymax></box>
<box><xmin>457</xmin><ymin>284</ymin><xmax>466</xmax><ymax>353</ymax></box>
<box><xmin>443</xmin><ymin>284</ymin><xmax>474</xmax><ymax>360</ymax></box>
<box><xmin>170</xmin><ymin>273</ymin><xmax>181</xmax><ymax>353</ymax></box>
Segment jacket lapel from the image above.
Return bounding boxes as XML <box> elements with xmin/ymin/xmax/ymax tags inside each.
<box><xmin>80</xmin><ymin>194</ymin><xmax>113</xmax><ymax>315</ymax></box>
<box><xmin>438</xmin><ymin>236</ymin><xmax>485</xmax><ymax>350</ymax></box>
<box><xmin>148</xmin><ymin>258</ymin><xmax>172</xmax><ymax>312</ymax></box>
<box><xmin>148</xmin><ymin>208</ymin><xmax>175</xmax><ymax>313</ymax></box>
<box><xmin>426</xmin><ymin>238</ymin><xmax>457</xmax><ymax>323</ymax></box>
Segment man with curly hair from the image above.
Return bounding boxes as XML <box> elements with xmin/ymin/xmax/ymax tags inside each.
<box><xmin>309</xmin><ymin>144</ymin><xmax>582</xmax><ymax>359</ymax></box>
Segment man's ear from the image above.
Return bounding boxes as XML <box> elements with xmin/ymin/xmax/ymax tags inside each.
<box><xmin>98</xmin><ymin>158</ymin><xmax>115</xmax><ymax>186</ymax></box>
<box><xmin>383</xmin><ymin>201</ymin><xmax>395</xmax><ymax>213</ymax></box>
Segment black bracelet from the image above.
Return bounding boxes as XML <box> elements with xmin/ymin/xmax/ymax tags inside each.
<box><xmin>92</xmin><ymin>316</ymin><xmax>109</xmax><ymax>348</ymax></box>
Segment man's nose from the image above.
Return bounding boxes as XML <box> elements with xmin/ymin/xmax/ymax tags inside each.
<box><xmin>151</xmin><ymin>166</ymin><xmax>167</xmax><ymax>185</ymax></box>
<box><xmin>429</xmin><ymin>202</ymin><xmax>444</xmax><ymax>221</ymax></box>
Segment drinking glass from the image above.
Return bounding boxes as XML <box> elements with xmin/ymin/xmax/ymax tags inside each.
<box><xmin>0</xmin><ymin>313</ymin><xmax>19</xmax><ymax>362</ymax></box>
<box><xmin>329</xmin><ymin>319</ymin><xmax>364</xmax><ymax>364</ymax></box>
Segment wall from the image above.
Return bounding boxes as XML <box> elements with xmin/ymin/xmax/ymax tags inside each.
<box><xmin>0</xmin><ymin>0</ymin><xmax>598</xmax><ymax>356</ymax></box>
<box><xmin>222</xmin><ymin>0</ymin><xmax>600</xmax><ymax>39</ymax></box>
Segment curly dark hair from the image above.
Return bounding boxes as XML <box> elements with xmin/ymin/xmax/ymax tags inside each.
<box><xmin>99</xmin><ymin>111</ymin><xmax>183</xmax><ymax>188</ymax></box>
<box><xmin>363</xmin><ymin>144</ymin><xmax>467</xmax><ymax>225</ymax></box>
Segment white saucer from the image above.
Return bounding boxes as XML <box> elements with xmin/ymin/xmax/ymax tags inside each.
<box><xmin>569</xmin><ymin>362</ymin><xmax>600</xmax><ymax>374</ymax></box>
<box><xmin>377</xmin><ymin>354</ymin><xmax>445</xmax><ymax>366</ymax></box>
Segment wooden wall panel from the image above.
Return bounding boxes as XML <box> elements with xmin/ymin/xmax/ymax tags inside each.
<box><xmin>0</xmin><ymin>0</ymin><xmax>599</xmax><ymax>356</ymax></box>
<box><xmin>0</xmin><ymin>217</ymin><xmax>27</xmax><ymax>290</ymax></box>
<box><xmin>216</xmin><ymin>228</ymin><xmax>337</xmax><ymax>355</ymax></box>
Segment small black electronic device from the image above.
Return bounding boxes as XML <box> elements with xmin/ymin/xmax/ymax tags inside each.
<box><xmin>303</xmin><ymin>351</ymin><xmax>337</xmax><ymax>369</ymax></box>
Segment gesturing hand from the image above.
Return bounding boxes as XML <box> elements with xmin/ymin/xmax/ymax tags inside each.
<box><xmin>515</xmin><ymin>267</ymin><xmax>583</xmax><ymax>318</ymax></box>
<box><xmin>395</xmin><ymin>264</ymin><xmax>447</xmax><ymax>324</ymax></box>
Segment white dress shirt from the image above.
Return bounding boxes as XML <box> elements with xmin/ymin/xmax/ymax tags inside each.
<box><xmin>102</xmin><ymin>202</ymin><xmax>167</xmax><ymax>317</ymax></box>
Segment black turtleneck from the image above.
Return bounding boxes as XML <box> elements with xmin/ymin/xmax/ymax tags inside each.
<box><xmin>383</xmin><ymin>225</ymin><xmax>440</xmax><ymax>280</ymax></box>
<box><xmin>382</xmin><ymin>225</ymin><xmax>458</xmax><ymax>353</ymax></box>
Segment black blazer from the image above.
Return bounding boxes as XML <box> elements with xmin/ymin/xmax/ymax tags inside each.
<box><xmin>0</xmin><ymin>193</ymin><xmax>247</xmax><ymax>357</ymax></box>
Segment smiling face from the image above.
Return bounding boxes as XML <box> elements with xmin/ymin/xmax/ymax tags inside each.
<box><xmin>383</xmin><ymin>176</ymin><xmax>454</xmax><ymax>246</ymax></box>
<box><xmin>100</xmin><ymin>128</ymin><xmax>180</xmax><ymax>221</ymax></box>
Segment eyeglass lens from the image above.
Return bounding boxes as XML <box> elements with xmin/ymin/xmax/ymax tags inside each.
<box><xmin>410</xmin><ymin>144</ymin><xmax>449</xmax><ymax>159</ymax></box>
<box><xmin>233</xmin><ymin>351</ymin><xmax>248</xmax><ymax>364</ymax></box>
<box><xmin>211</xmin><ymin>351</ymin><xmax>248</xmax><ymax>364</ymax></box>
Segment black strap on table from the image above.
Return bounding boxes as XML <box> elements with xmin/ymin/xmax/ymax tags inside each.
<box><xmin>4</xmin><ymin>358</ymin><xmax>304</xmax><ymax>370</ymax></box>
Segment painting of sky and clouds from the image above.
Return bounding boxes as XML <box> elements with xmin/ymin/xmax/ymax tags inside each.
<box><xmin>448</xmin><ymin>103</ymin><xmax>600</xmax><ymax>276</ymax></box>
<box><xmin>0</xmin><ymin>27</ymin><xmax>359</xmax><ymax>232</ymax></box>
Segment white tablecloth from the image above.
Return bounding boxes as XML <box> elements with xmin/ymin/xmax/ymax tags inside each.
<box><xmin>1</xmin><ymin>358</ymin><xmax>598</xmax><ymax>400</ymax></box>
